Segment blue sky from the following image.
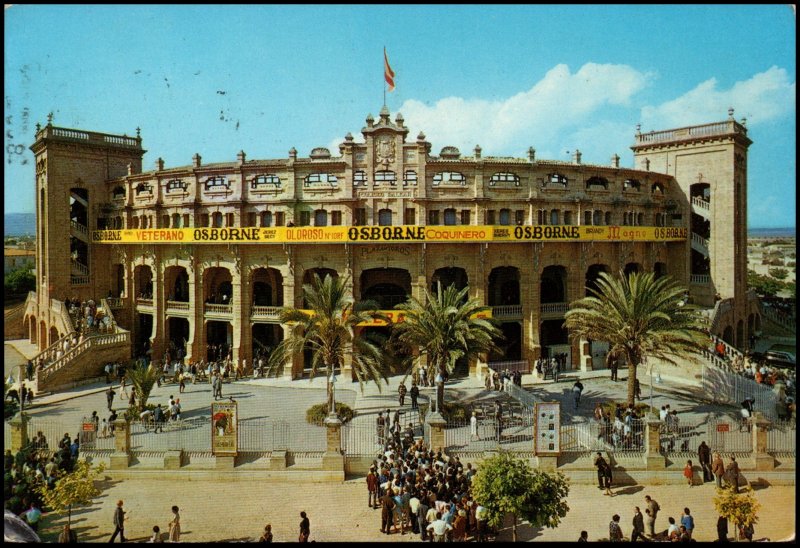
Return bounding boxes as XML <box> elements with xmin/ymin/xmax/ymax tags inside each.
<box><xmin>4</xmin><ymin>5</ymin><xmax>796</xmax><ymax>227</ymax></box>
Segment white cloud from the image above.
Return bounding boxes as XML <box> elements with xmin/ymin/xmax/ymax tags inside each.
<box><xmin>396</xmin><ymin>63</ymin><xmax>651</xmax><ymax>156</ymax></box>
<box><xmin>641</xmin><ymin>66</ymin><xmax>796</xmax><ymax>129</ymax></box>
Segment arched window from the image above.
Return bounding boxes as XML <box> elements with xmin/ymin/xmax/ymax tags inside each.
<box><xmin>584</xmin><ymin>211</ymin><xmax>592</xmax><ymax>225</ymax></box>
<box><xmin>593</xmin><ymin>210</ymin><xmax>603</xmax><ymax>225</ymax></box>
<box><xmin>378</xmin><ymin>209</ymin><xmax>393</xmax><ymax>226</ymax></box>
<box><xmin>623</xmin><ymin>179</ymin><xmax>641</xmax><ymax>192</ymax></box>
<box><xmin>547</xmin><ymin>173</ymin><xmax>568</xmax><ymax>187</ymax></box>
<box><xmin>204</xmin><ymin>176</ymin><xmax>228</xmax><ymax>191</ymax></box>
<box><xmin>550</xmin><ymin>209</ymin><xmax>559</xmax><ymax>225</ymax></box>
<box><xmin>499</xmin><ymin>209</ymin><xmax>511</xmax><ymax>226</ymax></box>
<box><xmin>605</xmin><ymin>212</ymin><xmax>612</xmax><ymax>225</ymax></box>
<box><xmin>314</xmin><ymin>209</ymin><xmax>328</xmax><ymax>227</ymax></box>
<box><xmin>166</xmin><ymin>179</ymin><xmax>187</xmax><ymax>193</ymax></box>
<box><xmin>586</xmin><ymin>176</ymin><xmax>609</xmax><ymax>190</ymax></box>
<box><xmin>637</xmin><ymin>213</ymin><xmax>644</xmax><ymax>226</ymax></box>
<box><xmin>432</xmin><ymin>172</ymin><xmax>466</xmax><ymax>186</ymax></box>
<box><xmin>443</xmin><ymin>209</ymin><xmax>457</xmax><ymax>226</ymax></box>
<box><xmin>251</xmin><ymin>174</ymin><xmax>281</xmax><ymax>189</ymax></box>
<box><xmin>563</xmin><ymin>211</ymin><xmax>573</xmax><ymax>225</ymax></box>
<box><xmin>261</xmin><ymin>211</ymin><xmax>272</xmax><ymax>227</ymax></box>
<box><xmin>403</xmin><ymin>170</ymin><xmax>418</xmax><ymax>186</ymax></box>
<box><xmin>304</xmin><ymin>173</ymin><xmax>338</xmax><ymax>188</ymax></box>
<box><xmin>212</xmin><ymin>212</ymin><xmax>223</xmax><ymax>228</ymax></box>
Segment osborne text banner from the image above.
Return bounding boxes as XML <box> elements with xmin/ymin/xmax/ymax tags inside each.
<box><xmin>92</xmin><ymin>225</ymin><xmax>688</xmax><ymax>244</ymax></box>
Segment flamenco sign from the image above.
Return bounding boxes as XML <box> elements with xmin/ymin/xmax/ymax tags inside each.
<box><xmin>211</xmin><ymin>401</ymin><xmax>238</xmax><ymax>456</ymax></box>
<box><xmin>92</xmin><ymin>225</ymin><xmax>687</xmax><ymax>245</ymax></box>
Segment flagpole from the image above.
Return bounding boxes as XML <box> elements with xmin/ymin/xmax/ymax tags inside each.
<box><xmin>383</xmin><ymin>46</ymin><xmax>386</xmax><ymax>106</ymax></box>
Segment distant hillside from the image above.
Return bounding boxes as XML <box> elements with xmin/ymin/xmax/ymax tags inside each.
<box><xmin>4</xmin><ymin>213</ymin><xmax>35</xmax><ymax>236</ymax></box>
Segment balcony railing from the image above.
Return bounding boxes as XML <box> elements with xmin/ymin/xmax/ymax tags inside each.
<box><xmin>71</xmin><ymin>259</ymin><xmax>89</xmax><ymax>275</ymax></box>
<box><xmin>634</xmin><ymin>120</ymin><xmax>746</xmax><ymax>146</ymax></box>
<box><xmin>166</xmin><ymin>300</ymin><xmax>190</xmax><ymax>312</ymax></box>
<box><xmin>106</xmin><ymin>298</ymin><xmax>124</xmax><ymax>309</ymax></box>
<box><xmin>205</xmin><ymin>303</ymin><xmax>233</xmax><ymax>315</ymax></box>
<box><xmin>251</xmin><ymin>306</ymin><xmax>283</xmax><ymax>320</ymax></box>
<box><xmin>70</xmin><ymin>220</ymin><xmax>88</xmax><ymax>237</ymax></box>
<box><xmin>540</xmin><ymin>302</ymin><xmax>568</xmax><ymax>317</ymax></box>
<box><xmin>690</xmin><ymin>274</ymin><xmax>710</xmax><ymax>285</ymax></box>
<box><xmin>137</xmin><ymin>297</ymin><xmax>154</xmax><ymax>308</ymax></box>
<box><xmin>492</xmin><ymin>304</ymin><xmax>523</xmax><ymax>319</ymax></box>
<box><xmin>70</xmin><ymin>275</ymin><xmax>89</xmax><ymax>286</ymax></box>
<box><xmin>691</xmin><ymin>196</ymin><xmax>710</xmax><ymax>212</ymax></box>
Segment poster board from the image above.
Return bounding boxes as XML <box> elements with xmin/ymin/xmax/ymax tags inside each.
<box><xmin>211</xmin><ymin>401</ymin><xmax>238</xmax><ymax>456</ymax></box>
<box><xmin>534</xmin><ymin>401</ymin><xmax>561</xmax><ymax>456</ymax></box>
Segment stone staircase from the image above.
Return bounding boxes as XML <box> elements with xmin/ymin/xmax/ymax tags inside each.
<box><xmin>31</xmin><ymin>298</ymin><xmax>132</xmax><ymax>392</ymax></box>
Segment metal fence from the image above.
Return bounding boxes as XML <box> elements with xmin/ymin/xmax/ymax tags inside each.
<box><xmin>659</xmin><ymin>418</ymin><xmax>707</xmax><ymax>454</ymax></box>
<box><xmin>561</xmin><ymin>419</ymin><xmax>646</xmax><ymax>453</ymax></box>
<box><xmin>766</xmin><ymin>420</ymin><xmax>796</xmax><ymax>454</ymax></box>
<box><xmin>25</xmin><ymin>418</ymin><xmax>77</xmax><ymax>453</ymax></box>
<box><xmin>702</xmin><ymin>363</ymin><xmax>777</xmax><ymax>421</ymax></box>
<box><xmin>444</xmin><ymin>407</ymin><xmax>534</xmax><ymax>453</ymax></box>
<box><xmin>239</xmin><ymin>419</ymin><xmax>289</xmax><ymax>452</ymax></box>
<box><xmin>487</xmin><ymin>360</ymin><xmax>531</xmax><ymax>374</ymax></box>
<box><xmin>506</xmin><ymin>382</ymin><xmax>541</xmax><ymax>409</ymax></box>
<box><xmin>706</xmin><ymin>417</ymin><xmax>753</xmax><ymax>453</ymax></box>
<box><xmin>129</xmin><ymin>417</ymin><xmax>210</xmax><ymax>452</ymax></box>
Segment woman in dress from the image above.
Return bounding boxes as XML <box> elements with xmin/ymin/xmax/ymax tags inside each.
<box><xmin>168</xmin><ymin>505</ymin><xmax>180</xmax><ymax>542</ymax></box>
<box><xmin>118</xmin><ymin>377</ymin><xmax>128</xmax><ymax>400</ymax></box>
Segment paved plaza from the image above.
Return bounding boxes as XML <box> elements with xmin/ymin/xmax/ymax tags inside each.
<box><xmin>5</xmin><ymin>341</ymin><xmax>796</xmax><ymax>542</ymax></box>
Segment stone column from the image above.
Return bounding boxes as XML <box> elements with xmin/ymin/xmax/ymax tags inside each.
<box><xmin>9</xmin><ymin>413</ymin><xmax>29</xmax><ymax>453</ymax></box>
<box><xmin>750</xmin><ymin>414</ymin><xmax>774</xmax><ymax>470</ymax></box>
<box><xmin>644</xmin><ymin>418</ymin><xmax>665</xmax><ymax>469</ymax></box>
<box><xmin>110</xmin><ymin>419</ymin><xmax>131</xmax><ymax>469</ymax></box>
<box><xmin>322</xmin><ymin>415</ymin><xmax>344</xmax><ymax>472</ymax></box>
<box><xmin>426</xmin><ymin>411</ymin><xmax>447</xmax><ymax>454</ymax></box>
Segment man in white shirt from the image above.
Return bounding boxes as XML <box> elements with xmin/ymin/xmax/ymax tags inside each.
<box><xmin>426</xmin><ymin>512</ymin><xmax>452</xmax><ymax>542</ymax></box>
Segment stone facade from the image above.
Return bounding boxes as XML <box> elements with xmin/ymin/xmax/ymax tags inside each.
<box><xmin>25</xmin><ymin>107</ymin><xmax>754</xmax><ymax>379</ymax></box>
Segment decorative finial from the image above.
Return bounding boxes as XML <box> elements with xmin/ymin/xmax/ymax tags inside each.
<box><xmin>47</xmin><ymin>112</ymin><xmax>54</xmax><ymax>125</ymax></box>
<box><xmin>136</xmin><ymin>127</ymin><xmax>141</xmax><ymax>138</ymax></box>
<box><xmin>345</xmin><ymin>132</ymin><xmax>353</xmax><ymax>142</ymax></box>
<box><xmin>635</xmin><ymin>123</ymin><xmax>641</xmax><ymax>134</ymax></box>
<box><xmin>528</xmin><ymin>147</ymin><xmax>536</xmax><ymax>162</ymax></box>
<box><xmin>474</xmin><ymin>144</ymin><xmax>482</xmax><ymax>159</ymax></box>
<box><xmin>35</xmin><ymin>122</ymin><xmax>41</xmax><ymax>132</ymax></box>
<box><xmin>740</xmin><ymin>117</ymin><xmax>747</xmax><ymax>128</ymax></box>
<box><xmin>728</xmin><ymin>107</ymin><xmax>735</xmax><ymax>119</ymax></box>
<box><xmin>417</xmin><ymin>131</ymin><xmax>426</xmax><ymax>141</ymax></box>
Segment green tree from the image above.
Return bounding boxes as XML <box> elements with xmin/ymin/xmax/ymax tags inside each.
<box><xmin>265</xmin><ymin>273</ymin><xmax>387</xmax><ymax>416</ymax></box>
<box><xmin>713</xmin><ymin>486</ymin><xmax>760</xmax><ymax>540</ymax></box>
<box><xmin>125</xmin><ymin>362</ymin><xmax>160</xmax><ymax>412</ymax></box>
<box><xmin>4</xmin><ymin>264</ymin><xmax>35</xmax><ymax>297</ymax></box>
<box><xmin>392</xmin><ymin>283</ymin><xmax>503</xmax><ymax>413</ymax></box>
<box><xmin>748</xmin><ymin>269</ymin><xmax>785</xmax><ymax>298</ymax></box>
<box><xmin>768</xmin><ymin>267</ymin><xmax>789</xmax><ymax>280</ymax></box>
<box><xmin>564</xmin><ymin>271</ymin><xmax>709</xmax><ymax>407</ymax></box>
<box><xmin>470</xmin><ymin>451</ymin><xmax>570</xmax><ymax>542</ymax></box>
<box><xmin>35</xmin><ymin>459</ymin><xmax>106</xmax><ymax>530</ymax></box>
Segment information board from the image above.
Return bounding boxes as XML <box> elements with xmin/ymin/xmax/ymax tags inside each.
<box><xmin>534</xmin><ymin>401</ymin><xmax>561</xmax><ymax>456</ymax></box>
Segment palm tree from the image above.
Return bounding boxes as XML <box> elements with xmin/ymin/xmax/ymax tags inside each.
<box><xmin>564</xmin><ymin>270</ymin><xmax>709</xmax><ymax>407</ymax></box>
<box><xmin>125</xmin><ymin>362</ymin><xmax>161</xmax><ymax>412</ymax></box>
<box><xmin>392</xmin><ymin>283</ymin><xmax>503</xmax><ymax>413</ymax></box>
<box><xmin>265</xmin><ymin>273</ymin><xmax>388</xmax><ymax>417</ymax></box>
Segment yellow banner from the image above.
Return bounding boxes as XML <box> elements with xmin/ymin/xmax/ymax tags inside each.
<box><xmin>296</xmin><ymin>309</ymin><xmax>493</xmax><ymax>326</ymax></box>
<box><xmin>92</xmin><ymin>225</ymin><xmax>687</xmax><ymax>244</ymax></box>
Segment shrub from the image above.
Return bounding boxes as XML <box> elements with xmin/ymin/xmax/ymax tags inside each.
<box><xmin>600</xmin><ymin>401</ymin><xmax>656</xmax><ymax>418</ymax></box>
<box><xmin>306</xmin><ymin>402</ymin><xmax>354</xmax><ymax>426</ymax></box>
<box><xmin>419</xmin><ymin>400</ymin><xmax>471</xmax><ymax>422</ymax></box>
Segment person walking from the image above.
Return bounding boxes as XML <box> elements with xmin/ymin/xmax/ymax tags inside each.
<box><xmin>109</xmin><ymin>500</ymin><xmax>127</xmax><ymax>543</ymax></box>
<box><xmin>376</xmin><ymin>412</ymin><xmax>386</xmax><ymax>445</ymax></box>
<box><xmin>631</xmin><ymin>506</ymin><xmax>646</xmax><ymax>542</ymax></box>
<box><xmin>644</xmin><ymin>495</ymin><xmax>660</xmax><ymax>539</ymax></box>
<box><xmin>470</xmin><ymin>411</ymin><xmax>478</xmax><ymax>441</ymax></box>
<box><xmin>572</xmin><ymin>380</ymin><xmax>584</xmax><ymax>409</ymax></box>
<box><xmin>683</xmin><ymin>459</ymin><xmax>694</xmax><ymax>487</ymax></box>
<box><xmin>298</xmin><ymin>511</ymin><xmax>310</xmax><ymax>542</ymax></box>
<box><xmin>600</xmin><ymin>458</ymin><xmax>613</xmax><ymax>496</ymax></box>
<box><xmin>717</xmin><ymin>515</ymin><xmax>729</xmax><ymax>542</ymax></box>
<box><xmin>410</xmin><ymin>382</ymin><xmax>419</xmax><ymax>410</ymax></box>
<box><xmin>698</xmin><ymin>441</ymin><xmax>712</xmax><ymax>482</ymax></box>
<box><xmin>680</xmin><ymin>508</ymin><xmax>694</xmax><ymax>540</ymax></box>
<box><xmin>153</xmin><ymin>404</ymin><xmax>165</xmax><ymax>433</ymax></box>
<box><xmin>594</xmin><ymin>452</ymin><xmax>608</xmax><ymax>491</ymax></box>
<box><xmin>118</xmin><ymin>378</ymin><xmax>128</xmax><ymax>400</ymax></box>
<box><xmin>398</xmin><ymin>381</ymin><xmax>407</xmax><ymax>407</ymax></box>
<box><xmin>168</xmin><ymin>505</ymin><xmax>181</xmax><ymax>542</ymax></box>
<box><xmin>712</xmin><ymin>452</ymin><xmax>725</xmax><ymax>488</ymax></box>
<box><xmin>106</xmin><ymin>386</ymin><xmax>115</xmax><ymax>411</ymax></box>
<box><xmin>610</xmin><ymin>357</ymin><xmax>619</xmax><ymax>382</ymax></box>
<box><xmin>609</xmin><ymin>514</ymin><xmax>623</xmax><ymax>541</ymax></box>
<box><xmin>725</xmin><ymin>455</ymin><xmax>741</xmax><ymax>493</ymax></box>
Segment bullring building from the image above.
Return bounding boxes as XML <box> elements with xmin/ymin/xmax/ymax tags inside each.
<box><xmin>22</xmin><ymin>106</ymin><xmax>761</xmax><ymax>391</ymax></box>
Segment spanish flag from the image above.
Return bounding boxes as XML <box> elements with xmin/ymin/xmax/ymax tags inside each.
<box><xmin>384</xmin><ymin>48</ymin><xmax>395</xmax><ymax>92</ymax></box>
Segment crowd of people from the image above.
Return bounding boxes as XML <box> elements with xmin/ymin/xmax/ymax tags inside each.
<box><xmin>365</xmin><ymin>432</ymin><xmax>489</xmax><ymax>542</ymax></box>
<box><xmin>3</xmin><ymin>432</ymin><xmax>81</xmax><ymax>537</ymax></box>
<box><xmin>534</xmin><ymin>353</ymin><xmax>569</xmax><ymax>381</ymax></box>
<box><xmin>483</xmin><ymin>368</ymin><xmax>523</xmax><ymax>391</ymax></box>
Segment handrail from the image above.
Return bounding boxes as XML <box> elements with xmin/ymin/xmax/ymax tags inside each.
<box><xmin>760</xmin><ymin>302</ymin><xmax>796</xmax><ymax>330</ymax></box>
<box><xmin>70</xmin><ymin>219</ymin><xmax>88</xmax><ymax>236</ymax></box>
<box><xmin>690</xmin><ymin>274</ymin><xmax>710</xmax><ymax>285</ymax></box>
<box><xmin>540</xmin><ymin>302</ymin><xmax>568</xmax><ymax>314</ymax></box>
<box><xmin>137</xmin><ymin>297</ymin><xmax>154</xmax><ymax>308</ymax></box>
<box><xmin>204</xmin><ymin>303</ymin><xmax>233</xmax><ymax>315</ymax></box>
<box><xmin>71</xmin><ymin>259</ymin><xmax>89</xmax><ymax>275</ymax></box>
<box><xmin>690</xmin><ymin>196</ymin><xmax>710</xmax><ymax>211</ymax></box>
<box><xmin>38</xmin><ymin>331</ymin><xmax>131</xmax><ymax>383</ymax></box>
<box><xmin>691</xmin><ymin>232</ymin><xmax>709</xmax><ymax>249</ymax></box>
<box><xmin>506</xmin><ymin>382</ymin><xmax>541</xmax><ymax>409</ymax></box>
<box><xmin>492</xmin><ymin>304</ymin><xmax>523</xmax><ymax>318</ymax></box>
<box><xmin>166</xmin><ymin>300</ymin><xmax>190</xmax><ymax>311</ymax></box>
<box><xmin>634</xmin><ymin>120</ymin><xmax>745</xmax><ymax>146</ymax></box>
<box><xmin>251</xmin><ymin>305</ymin><xmax>283</xmax><ymax>318</ymax></box>
<box><xmin>106</xmin><ymin>298</ymin><xmax>124</xmax><ymax>309</ymax></box>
